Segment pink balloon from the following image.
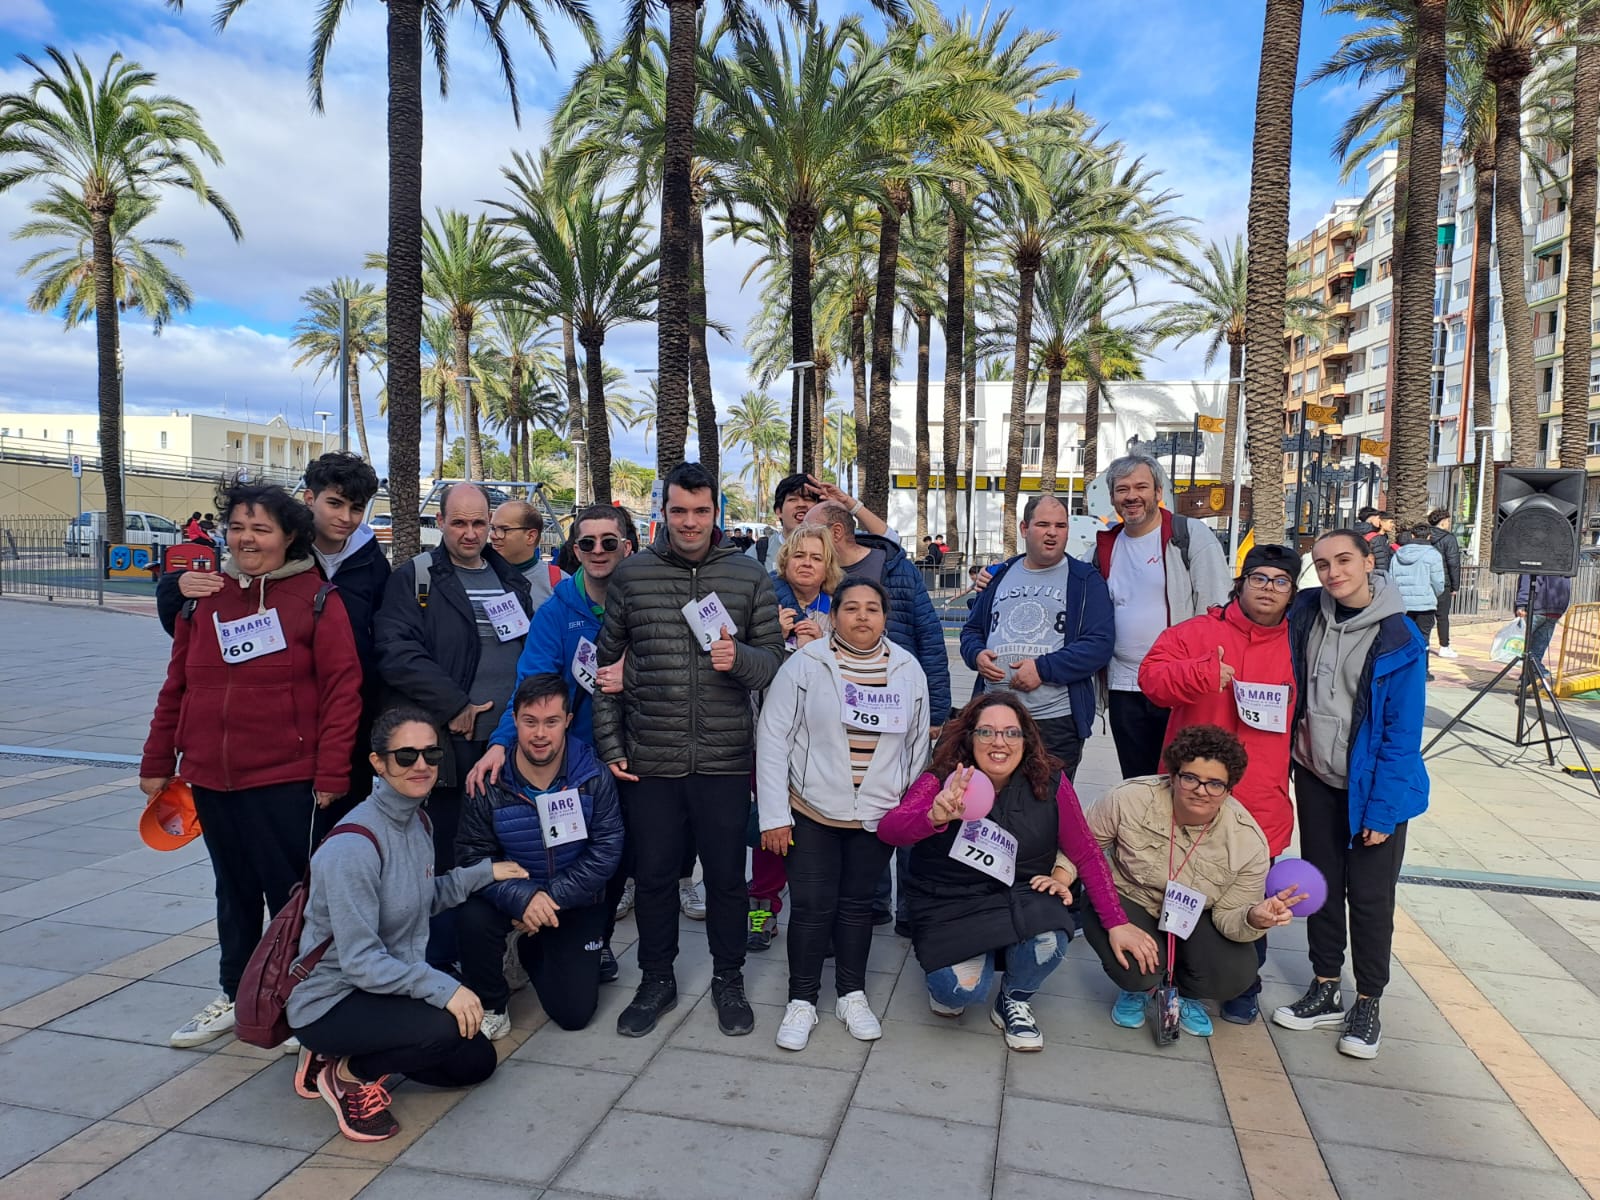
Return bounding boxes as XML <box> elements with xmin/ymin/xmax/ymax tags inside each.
<box><xmin>1264</xmin><ymin>858</ymin><xmax>1328</xmax><ymax>917</ymax></box>
<box><xmin>950</xmin><ymin>768</ymin><xmax>996</xmax><ymax>821</ymax></box>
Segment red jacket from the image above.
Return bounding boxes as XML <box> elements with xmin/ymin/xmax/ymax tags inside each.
<box><xmin>141</xmin><ymin>566</ymin><xmax>363</xmax><ymax>796</ymax></box>
<box><xmin>1137</xmin><ymin>602</ymin><xmax>1295</xmax><ymax>855</ymax></box>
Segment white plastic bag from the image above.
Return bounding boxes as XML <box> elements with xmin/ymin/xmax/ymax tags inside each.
<box><xmin>1490</xmin><ymin>617</ymin><xmax>1525</xmax><ymax>665</ymax></box>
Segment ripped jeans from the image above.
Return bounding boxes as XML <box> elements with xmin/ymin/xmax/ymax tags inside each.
<box><xmin>925</xmin><ymin>929</ymin><xmax>1071</xmax><ymax>1007</ymax></box>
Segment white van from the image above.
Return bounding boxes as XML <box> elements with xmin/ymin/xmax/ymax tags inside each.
<box><xmin>64</xmin><ymin>510</ymin><xmax>185</xmax><ymax>557</ymax></box>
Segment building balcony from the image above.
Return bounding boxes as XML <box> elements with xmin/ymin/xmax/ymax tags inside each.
<box><xmin>1529</xmin><ymin>276</ymin><xmax>1563</xmax><ymax>304</ymax></box>
<box><xmin>1535</xmin><ymin>333</ymin><xmax>1559</xmax><ymax>358</ymax></box>
<box><xmin>1329</xmin><ymin>257</ymin><xmax>1357</xmax><ymax>280</ymax></box>
<box><xmin>1322</xmin><ymin>339</ymin><xmax>1351</xmax><ymax>358</ymax></box>
<box><xmin>1539</xmin><ymin>390</ymin><xmax>1554</xmax><ymax>414</ymax></box>
<box><xmin>1531</xmin><ymin>212</ymin><xmax>1568</xmax><ymax>249</ymax></box>
<box><xmin>1326</xmin><ymin>296</ymin><xmax>1352</xmax><ymax>316</ymax></box>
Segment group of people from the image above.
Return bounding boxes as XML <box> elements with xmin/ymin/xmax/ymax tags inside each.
<box><xmin>138</xmin><ymin>447</ymin><xmax>1428</xmax><ymax>1146</ymax></box>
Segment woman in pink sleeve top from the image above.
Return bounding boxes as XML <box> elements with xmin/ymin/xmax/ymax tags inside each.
<box><xmin>879</xmin><ymin>692</ymin><xmax>1157</xmax><ymax>1052</ymax></box>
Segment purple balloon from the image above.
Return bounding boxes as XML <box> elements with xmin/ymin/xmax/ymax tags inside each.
<box><xmin>1265</xmin><ymin>858</ymin><xmax>1328</xmax><ymax>917</ymax></box>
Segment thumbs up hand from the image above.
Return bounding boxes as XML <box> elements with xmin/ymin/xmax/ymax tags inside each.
<box><xmin>710</xmin><ymin>625</ymin><xmax>738</xmax><ymax>672</ymax></box>
<box><xmin>1217</xmin><ymin>646</ymin><xmax>1236</xmax><ymax>691</ymax></box>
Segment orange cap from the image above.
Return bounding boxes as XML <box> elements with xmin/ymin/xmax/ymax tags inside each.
<box><xmin>139</xmin><ymin>777</ymin><xmax>202</xmax><ymax>851</ymax></box>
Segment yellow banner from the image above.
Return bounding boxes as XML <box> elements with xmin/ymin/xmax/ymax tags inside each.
<box><xmin>1304</xmin><ymin>403</ymin><xmax>1340</xmax><ymax>425</ymax></box>
<box><xmin>1360</xmin><ymin>438</ymin><xmax>1389</xmax><ymax>456</ymax></box>
<box><xmin>1196</xmin><ymin>414</ymin><xmax>1226</xmax><ymax>434</ymax></box>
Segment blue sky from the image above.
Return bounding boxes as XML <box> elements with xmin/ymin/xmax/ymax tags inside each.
<box><xmin>0</xmin><ymin>0</ymin><xmax>1369</xmax><ymax>480</ymax></box>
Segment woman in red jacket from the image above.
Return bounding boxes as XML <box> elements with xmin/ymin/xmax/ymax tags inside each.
<box><xmin>141</xmin><ymin>481</ymin><xmax>363</xmax><ymax>1051</ymax></box>
<box><xmin>1137</xmin><ymin>542</ymin><xmax>1299</xmax><ymax>1025</ymax></box>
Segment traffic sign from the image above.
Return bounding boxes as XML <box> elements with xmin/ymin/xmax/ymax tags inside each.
<box><xmin>70</xmin><ymin>455</ymin><xmax>82</xmax><ymax>478</ymax></box>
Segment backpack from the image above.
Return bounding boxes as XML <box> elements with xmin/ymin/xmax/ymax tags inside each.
<box><xmin>754</xmin><ymin>535</ymin><xmax>772</xmax><ymax>567</ymax></box>
<box><xmin>1095</xmin><ymin>513</ymin><xmax>1194</xmax><ymax>577</ymax></box>
<box><xmin>412</xmin><ymin>551</ymin><xmax>555</xmax><ymax>608</ymax></box>
<box><xmin>233</xmin><ymin>823</ymin><xmax>380</xmax><ymax>1049</ymax></box>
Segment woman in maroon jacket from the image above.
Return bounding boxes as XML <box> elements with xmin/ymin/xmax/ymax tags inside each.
<box><xmin>141</xmin><ymin>481</ymin><xmax>362</xmax><ymax>1050</ymax></box>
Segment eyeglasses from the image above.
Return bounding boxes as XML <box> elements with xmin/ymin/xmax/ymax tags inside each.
<box><xmin>1244</xmin><ymin>572</ymin><xmax>1293</xmax><ymax>593</ymax></box>
<box><xmin>1176</xmin><ymin>771</ymin><xmax>1229</xmax><ymax>796</ymax></box>
<box><xmin>576</xmin><ymin>535</ymin><xmax>621</xmax><ymax>553</ymax></box>
<box><xmin>384</xmin><ymin>746</ymin><xmax>445</xmax><ymax>767</ymax></box>
<box><xmin>972</xmin><ymin>727</ymin><xmax>1025</xmax><ymax>742</ymax></box>
<box><xmin>488</xmin><ymin>525</ymin><xmax>532</xmax><ymax>536</ymax></box>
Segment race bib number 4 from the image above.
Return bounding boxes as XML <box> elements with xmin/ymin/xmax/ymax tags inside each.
<box><xmin>572</xmin><ymin>638</ymin><xmax>599</xmax><ymax>694</ymax></box>
<box><xmin>535</xmin><ymin>787</ymin><xmax>588</xmax><ymax>847</ymax></box>
<box><xmin>841</xmin><ymin>682</ymin><xmax>908</xmax><ymax>733</ymax></box>
<box><xmin>213</xmin><ymin>608</ymin><xmax>287</xmax><ymax>664</ymax></box>
<box><xmin>947</xmin><ymin>818</ymin><xmax>1018</xmax><ymax>886</ymax></box>
<box><xmin>1233</xmin><ymin>680</ymin><xmax>1290</xmax><ymax>734</ymax></box>
<box><xmin>483</xmin><ymin>592</ymin><xmax>530</xmax><ymax>642</ymax></box>
<box><xmin>1158</xmin><ymin>879</ymin><xmax>1206</xmax><ymax>940</ymax></box>
<box><xmin>682</xmin><ymin>591</ymin><xmax>738</xmax><ymax>651</ymax></box>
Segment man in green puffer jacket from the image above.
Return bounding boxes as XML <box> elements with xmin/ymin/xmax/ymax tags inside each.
<box><xmin>593</xmin><ymin>462</ymin><xmax>785</xmax><ymax>1040</ymax></box>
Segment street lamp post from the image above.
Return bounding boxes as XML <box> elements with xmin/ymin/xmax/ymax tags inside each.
<box><xmin>1468</xmin><ymin>423</ymin><xmax>1494</xmax><ymax>563</ymax></box>
<box><xmin>1065</xmin><ymin>432</ymin><xmax>1080</xmax><ymax>515</ymax></box>
<box><xmin>964</xmin><ymin>415</ymin><xmax>982</xmax><ymax>561</ymax></box>
<box><xmin>572</xmin><ymin>435</ymin><xmax>587</xmax><ymax>506</ymax></box>
<box><xmin>314</xmin><ymin>410</ymin><xmax>332</xmax><ymax>450</ymax></box>
<box><xmin>455</xmin><ymin>376</ymin><xmax>478</xmax><ymax>478</ymax></box>
<box><xmin>115</xmin><ymin>344</ymin><xmax>127</xmax><ymax>519</ymax></box>
<box><xmin>785</xmin><ymin>361</ymin><xmax>816</xmax><ymax>474</ymax></box>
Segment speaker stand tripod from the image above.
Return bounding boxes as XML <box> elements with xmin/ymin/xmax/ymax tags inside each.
<box><xmin>1424</xmin><ymin>584</ymin><xmax>1600</xmax><ymax>800</ymax></box>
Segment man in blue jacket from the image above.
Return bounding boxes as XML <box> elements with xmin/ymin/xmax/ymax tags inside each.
<box><xmin>962</xmin><ymin>494</ymin><xmax>1115</xmax><ymax>779</ymax></box>
<box><xmin>454</xmin><ymin>673</ymin><xmax>624</xmax><ymax>1041</ymax></box>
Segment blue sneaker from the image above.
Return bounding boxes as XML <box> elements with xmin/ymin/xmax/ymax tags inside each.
<box><xmin>1220</xmin><ymin>993</ymin><xmax>1259</xmax><ymax>1025</ymax></box>
<box><xmin>1179</xmin><ymin>998</ymin><xmax>1213</xmax><ymax>1037</ymax></box>
<box><xmin>1111</xmin><ymin>989</ymin><xmax>1147</xmax><ymax>1029</ymax></box>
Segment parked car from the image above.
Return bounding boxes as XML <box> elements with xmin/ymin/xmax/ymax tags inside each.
<box><xmin>64</xmin><ymin>510</ymin><xmax>184</xmax><ymax>558</ymax></box>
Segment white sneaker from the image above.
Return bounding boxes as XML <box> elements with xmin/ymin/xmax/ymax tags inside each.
<box><xmin>170</xmin><ymin>994</ymin><xmax>235</xmax><ymax>1048</ymax></box>
<box><xmin>503</xmin><ymin>932</ymin><xmax>529</xmax><ymax>992</ymax></box>
<box><xmin>480</xmin><ymin>1010</ymin><xmax>512</xmax><ymax>1042</ymax></box>
<box><xmin>835</xmin><ymin>991</ymin><xmax>883</xmax><ymax>1041</ymax></box>
<box><xmin>1437</xmin><ymin>646</ymin><xmax>1459</xmax><ymax>660</ymax></box>
<box><xmin>280</xmin><ymin>1036</ymin><xmax>301</xmax><ymax>1054</ymax></box>
<box><xmin>679</xmin><ymin>878</ymin><xmax>706</xmax><ymax>920</ymax></box>
<box><xmin>615</xmin><ymin>878</ymin><xmax>636</xmax><ymax>920</ymax></box>
<box><xmin>776</xmin><ymin>1000</ymin><xmax>818</xmax><ymax>1050</ymax></box>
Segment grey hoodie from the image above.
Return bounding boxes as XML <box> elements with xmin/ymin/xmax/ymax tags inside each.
<box><xmin>1292</xmin><ymin>574</ymin><xmax>1406</xmax><ymax>788</ymax></box>
<box><xmin>313</xmin><ymin>522</ymin><xmax>377</xmax><ymax>579</ymax></box>
<box><xmin>286</xmin><ymin>777</ymin><xmax>493</xmax><ymax>1028</ymax></box>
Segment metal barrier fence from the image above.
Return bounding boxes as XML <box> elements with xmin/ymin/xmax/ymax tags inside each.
<box><xmin>1553</xmin><ymin>603</ymin><xmax>1600</xmax><ymax>696</ymax></box>
<box><xmin>1450</xmin><ymin>561</ymin><xmax>1600</xmax><ymax>623</ymax></box>
<box><xmin>0</xmin><ymin>515</ymin><xmax>104</xmax><ymax>603</ymax></box>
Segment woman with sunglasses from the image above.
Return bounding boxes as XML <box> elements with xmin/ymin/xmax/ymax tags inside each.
<box><xmin>288</xmin><ymin>706</ymin><xmax>529</xmax><ymax>1143</ymax></box>
<box><xmin>877</xmin><ymin>692</ymin><xmax>1139</xmax><ymax>1051</ymax></box>
<box><xmin>1138</xmin><ymin>543</ymin><xmax>1299</xmax><ymax>1024</ymax></box>
<box><xmin>772</xmin><ymin>526</ymin><xmax>843</xmax><ymax>650</ymax></box>
<box><xmin>1081</xmin><ymin>724</ymin><xmax>1297</xmax><ymax>1039</ymax></box>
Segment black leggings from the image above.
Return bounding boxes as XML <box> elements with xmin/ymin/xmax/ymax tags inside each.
<box><xmin>1079</xmin><ymin>890</ymin><xmax>1260</xmax><ymax>1002</ymax></box>
<box><xmin>456</xmin><ymin>894</ymin><xmax>605</xmax><ymax>1029</ymax></box>
<box><xmin>293</xmin><ymin>991</ymin><xmax>497</xmax><ymax>1087</ymax></box>
<box><xmin>785</xmin><ymin>811</ymin><xmax>894</xmax><ymax>1005</ymax></box>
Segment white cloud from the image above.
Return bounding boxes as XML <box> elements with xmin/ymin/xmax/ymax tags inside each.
<box><xmin>0</xmin><ymin>0</ymin><xmax>53</xmax><ymax>39</ymax></box>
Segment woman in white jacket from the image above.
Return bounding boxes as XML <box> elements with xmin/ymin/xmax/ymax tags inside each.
<box><xmin>757</xmin><ymin>576</ymin><xmax>931</xmax><ymax>1052</ymax></box>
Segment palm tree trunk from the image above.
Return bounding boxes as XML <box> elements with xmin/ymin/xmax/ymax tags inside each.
<box><xmin>580</xmin><ymin>330</ymin><xmax>613</xmax><ymax>504</ymax></box>
<box><xmin>434</xmin><ymin>383</ymin><xmax>447</xmax><ymax>480</ymax></box>
<box><xmin>386</xmin><ymin>0</ymin><xmax>425</xmax><ymax>560</ymax></box>
<box><xmin>940</xmin><ymin>196</ymin><xmax>966</xmax><ymax>549</ymax></box>
<box><xmin>1041</xmin><ymin>364</ymin><xmax>1064</xmax><ymax>489</ymax></box>
<box><xmin>1492</xmin><ymin>62</ymin><xmax>1538</xmax><ymax>466</ymax></box>
<box><xmin>1001</xmin><ymin>262</ymin><xmax>1040</xmax><ymax>556</ymax></box>
<box><xmin>1390</xmin><ymin>0</ymin><xmax>1446</xmax><ymax>528</ymax></box>
<box><xmin>1472</xmin><ymin>143</ymin><xmax>1496</xmax><ymax>563</ymax></box>
<box><xmin>655</xmin><ymin>0</ymin><xmax>698</xmax><ymax>474</ymax></box>
<box><xmin>90</xmin><ymin>206</ymin><xmax>125</xmax><ymax>541</ymax></box>
<box><xmin>455</xmin><ymin>323</ymin><xmax>482</xmax><ymax>480</ymax></box>
<box><xmin>864</xmin><ymin>193</ymin><xmax>906</xmax><ymax>515</ymax></box>
<box><xmin>1084</xmin><ymin>325</ymin><xmax>1104</xmax><ymax>483</ymax></box>
<box><xmin>348</xmin><ymin>352</ymin><xmax>373</xmax><ymax>461</ymax></box>
<box><xmin>689</xmin><ymin>194</ymin><xmax>719</xmax><ymax>488</ymax></box>
<box><xmin>850</xmin><ymin>292</ymin><xmax>869</xmax><ymax>447</ymax></box>
<box><xmin>787</xmin><ymin>211</ymin><xmax>820</xmax><ymax>477</ymax></box>
<box><xmin>1243</xmin><ymin>0</ymin><xmax>1304</xmax><ymax>543</ymax></box>
<box><xmin>1560</xmin><ymin>8</ymin><xmax>1600</xmax><ymax>470</ymax></box>
<box><xmin>561</xmin><ymin>317</ymin><xmax>584</xmax><ymax>443</ymax></box>
<box><xmin>914</xmin><ymin>310</ymin><xmax>932</xmax><ymax>541</ymax></box>
<box><xmin>1221</xmin><ymin>339</ymin><xmax>1244</xmax><ymax>481</ymax></box>
<box><xmin>509</xmin><ymin>358</ymin><xmax>524</xmax><ymax>480</ymax></box>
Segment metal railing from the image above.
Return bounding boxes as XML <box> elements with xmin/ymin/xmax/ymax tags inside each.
<box><xmin>1529</xmin><ymin>276</ymin><xmax>1563</xmax><ymax>304</ymax></box>
<box><xmin>1534</xmin><ymin>333</ymin><xmax>1558</xmax><ymax>358</ymax></box>
<box><xmin>0</xmin><ymin>433</ymin><xmax>304</xmax><ymax>487</ymax></box>
<box><xmin>1451</xmin><ymin>561</ymin><xmax>1600</xmax><ymax>623</ymax></box>
<box><xmin>0</xmin><ymin>515</ymin><xmax>105</xmax><ymax>603</ymax></box>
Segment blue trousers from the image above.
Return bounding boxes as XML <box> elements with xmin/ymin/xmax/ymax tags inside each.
<box><xmin>925</xmin><ymin>929</ymin><xmax>1070</xmax><ymax>1006</ymax></box>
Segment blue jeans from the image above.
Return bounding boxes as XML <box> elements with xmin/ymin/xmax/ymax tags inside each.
<box><xmin>1528</xmin><ymin>611</ymin><xmax>1559</xmax><ymax>668</ymax></box>
<box><xmin>925</xmin><ymin>929</ymin><xmax>1070</xmax><ymax>1006</ymax></box>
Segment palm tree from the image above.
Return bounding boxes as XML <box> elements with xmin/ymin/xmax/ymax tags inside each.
<box><xmin>1559</xmin><ymin>5</ymin><xmax>1600</xmax><ymax>469</ymax></box>
<box><xmin>291</xmin><ymin>278</ymin><xmax>384</xmax><ymax>461</ymax></box>
<box><xmin>0</xmin><ymin>48</ymin><xmax>240</xmax><ymax>540</ymax></box>
<box><xmin>486</xmin><ymin>302</ymin><xmax>562</xmax><ymax>479</ymax></box>
<box><xmin>1243</xmin><ymin>0</ymin><xmax>1306</xmax><ymax>543</ymax></box>
<box><xmin>14</xmin><ymin>189</ymin><xmax>193</xmax><ymax>334</ymax></box>
<box><xmin>724</xmin><ymin>390</ymin><xmax>788</xmax><ymax>508</ymax></box>
<box><xmin>421</xmin><ymin>312</ymin><xmax>457</xmax><ymax>481</ymax></box>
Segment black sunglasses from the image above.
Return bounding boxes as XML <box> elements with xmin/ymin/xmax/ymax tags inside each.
<box><xmin>384</xmin><ymin>746</ymin><xmax>444</xmax><ymax>767</ymax></box>
<box><xmin>576</xmin><ymin>535</ymin><xmax>621</xmax><ymax>553</ymax></box>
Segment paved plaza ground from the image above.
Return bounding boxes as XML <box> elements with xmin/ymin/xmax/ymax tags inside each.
<box><xmin>1</xmin><ymin>596</ymin><xmax>1600</xmax><ymax>1198</ymax></box>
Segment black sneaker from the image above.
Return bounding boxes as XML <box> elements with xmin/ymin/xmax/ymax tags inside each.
<box><xmin>870</xmin><ymin>908</ymin><xmax>894</xmax><ymax>927</ymax></box>
<box><xmin>1271</xmin><ymin>979</ymin><xmax>1345</xmax><ymax>1031</ymax></box>
<box><xmin>746</xmin><ymin>899</ymin><xmax>778</xmax><ymax>952</ymax></box>
<box><xmin>617</xmin><ymin>976</ymin><xmax>677</xmax><ymax>1038</ymax></box>
<box><xmin>989</xmin><ymin>991</ymin><xmax>1044</xmax><ymax>1051</ymax></box>
<box><xmin>1338</xmin><ymin>996</ymin><xmax>1382</xmax><ymax>1059</ymax></box>
<box><xmin>893</xmin><ymin>920</ymin><xmax>912</xmax><ymax>939</ymax></box>
<box><xmin>599</xmin><ymin>944</ymin><xmax>619</xmax><ymax>984</ymax></box>
<box><xmin>711</xmin><ymin>970</ymin><xmax>755</xmax><ymax>1037</ymax></box>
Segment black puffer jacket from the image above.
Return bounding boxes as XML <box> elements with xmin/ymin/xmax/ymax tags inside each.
<box><xmin>1427</xmin><ymin>524</ymin><xmax>1462</xmax><ymax>592</ymax></box>
<box><xmin>592</xmin><ymin>530</ymin><xmax>784</xmax><ymax>777</ymax></box>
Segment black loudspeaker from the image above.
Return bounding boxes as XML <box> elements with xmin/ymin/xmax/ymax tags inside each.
<box><xmin>1490</xmin><ymin>467</ymin><xmax>1585</xmax><ymax>577</ymax></box>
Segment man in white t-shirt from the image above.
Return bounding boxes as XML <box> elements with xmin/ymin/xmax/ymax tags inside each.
<box><xmin>1091</xmin><ymin>454</ymin><xmax>1231</xmax><ymax>778</ymax></box>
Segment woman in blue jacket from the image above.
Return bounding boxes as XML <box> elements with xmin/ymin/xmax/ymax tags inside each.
<box><xmin>1273</xmin><ymin>529</ymin><xmax>1428</xmax><ymax>1061</ymax></box>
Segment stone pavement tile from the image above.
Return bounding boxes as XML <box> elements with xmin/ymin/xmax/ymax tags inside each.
<box><xmin>1468</xmin><ymin>968</ymin><xmax>1600</xmax><ymax>1036</ymax></box>
<box><xmin>314</xmin><ymin>1081</ymin><xmax>482</xmax><ymax>1166</ymax></box>
<box><xmin>619</xmin><ymin>1045</ymin><xmax>855</xmax><ymax>1138</ymax></box>
<box><xmin>555</xmin><ymin>1110</ymin><xmax>830</xmax><ymax>1200</ymax></box>
<box><xmin>1027</xmin><ymin>991</ymin><xmax>1216</xmax><ymax>1063</ymax></box>
<box><xmin>53</xmin><ymin>888</ymin><xmax>216</xmax><ymax>935</ymax></box>
<box><xmin>1268</xmin><ymin>1027</ymin><xmax>1506</xmax><ymax>1101</ymax></box>
<box><xmin>1295</xmin><ymin>1078</ymin><xmax>1562</xmax><ymax>1171</ymax></box>
<box><xmin>46</xmin><ymin>979</ymin><xmax>221</xmax><ymax>1049</ymax></box>
<box><xmin>510</xmin><ymin>972</ymin><xmax>695</xmax><ymax>1075</ymax></box>
<box><xmin>1320</xmin><ymin>1145</ymin><xmax>1588</xmax><ymax>1200</ymax></box>
<box><xmin>0</xmin><ymin>869</ymin><xmax>152</xmax><ymax>920</ymax></box>
<box><xmin>180</xmin><ymin>1057</ymin><xmax>338</xmax><ymax>1150</ymax></box>
<box><xmin>878</xmin><ymin>957</ymin><xmax>993</xmax><ymax>1035</ymax></box>
<box><xmin>68</xmin><ymin>1129</ymin><xmax>306</xmax><ymax>1200</ymax></box>
<box><xmin>0</xmin><ymin>1118</ymin><xmax>162</xmax><ymax>1200</ymax></box>
<box><xmin>11</xmin><ymin>823</ymin><xmax>146</xmax><ymax>858</ymax></box>
<box><xmin>0</xmin><ymin>845</ymin><xmax>107</xmax><ymax>879</ymax></box>
<box><xmin>670</xmin><ymin>994</ymin><xmax>873</xmax><ymax>1072</ymax></box>
<box><xmin>0</xmin><ymin>918</ymin><xmax>166</xmax><ymax>973</ymax></box>
<box><xmin>0</xmin><ymin>1103</ymin><xmax>92</xmax><ymax>1175</ymax></box>
<box><xmin>353</xmin><ymin>1165</ymin><xmax>529</xmax><ymax>1199</ymax></box>
<box><xmin>0</xmin><ymin>1024</ymin><xmax>26</xmax><ymax>1045</ymax></box>
<box><xmin>0</xmin><ymin>818</ymin><xmax>65</xmax><ymax>845</ymax></box>
<box><xmin>997</xmin><ymin>1097</ymin><xmax>1249</xmax><ymax>1200</ymax></box>
<box><xmin>148</xmin><ymin>948</ymin><xmax>222</xmax><ymax>989</ymax></box>
<box><xmin>736</xmin><ymin>953</ymin><xmax>896</xmax><ymax>1011</ymax></box>
<box><xmin>1007</xmin><ymin>1041</ymin><xmax>1230</xmax><ymax>1127</ymax></box>
<box><xmin>113</xmin><ymin>1051</ymin><xmax>272</xmax><ymax>1128</ymax></box>
<box><xmin>815</xmin><ymin>1106</ymin><xmax>996</xmax><ymax>1199</ymax></box>
<box><xmin>138</xmin><ymin>862</ymin><xmax>220</xmax><ymax>899</ymax></box>
<box><xmin>1031</xmin><ymin>948</ymin><xmax>1122</xmax><ymax>1003</ymax></box>
<box><xmin>1528</xmin><ymin>1033</ymin><xmax>1600</xmax><ymax>1115</ymax></box>
<box><xmin>990</xmin><ymin>1170</ymin><xmax>1190</xmax><ymax>1199</ymax></box>
<box><xmin>1209</xmin><ymin>1066</ymin><xmax>1309</xmax><ymax>1140</ymax></box>
<box><xmin>0</xmin><ymin>962</ymin><xmax>72</xmax><ymax>1010</ymax></box>
<box><xmin>0</xmin><ymin>972</ymin><xmax>130</xmax><ymax>1027</ymax></box>
<box><xmin>852</xmin><ymin>1016</ymin><xmax>1004</xmax><ymax>1126</ymax></box>
<box><xmin>0</xmin><ymin>1029</ymin><xmax>191</xmax><ymax>1118</ymax></box>
<box><xmin>259</xmin><ymin>1153</ymin><xmax>382</xmax><ymax>1200</ymax></box>
<box><xmin>1257</xmin><ymin>979</ymin><xmax>1463</xmax><ymax>1048</ymax></box>
<box><xmin>0</xmin><ymin>882</ymin><xmax>32</xmax><ymax>900</ymax></box>
<box><xmin>100</xmin><ymin>933</ymin><xmax>216</xmax><ymax>981</ymax></box>
<box><xmin>1230</xmin><ymin>1131</ymin><xmax>1337</xmax><ymax>1200</ymax></box>
<box><xmin>398</xmin><ymin>1060</ymin><xmax>628</xmax><ymax>1184</ymax></box>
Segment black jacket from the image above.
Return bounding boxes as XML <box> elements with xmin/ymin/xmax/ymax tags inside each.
<box><xmin>1427</xmin><ymin>525</ymin><xmax>1462</xmax><ymax>592</ymax></box>
<box><xmin>592</xmin><ymin>530</ymin><xmax>784</xmax><ymax>777</ymax></box>
<box><xmin>374</xmin><ymin>546</ymin><xmax>533</xmax><ymax>786</ymax></box>
<box><xmin>1364</xmin><ymin>527</ymin><xmax>1394</xmax><ymax>574</ymax></box>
